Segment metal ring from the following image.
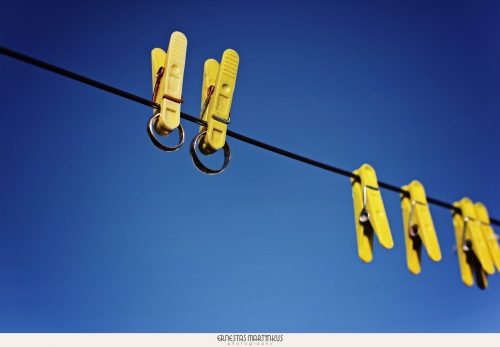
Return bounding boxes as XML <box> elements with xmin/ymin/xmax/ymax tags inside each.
<box><xmin>189</xmin><ymin>131</ymin><xmax>231</xmax><ymax>175</ymax></box>
<box><xmin>147</xmin><ymin>113</ymin><xmax>185</xmax><ymax>152</ymax></box>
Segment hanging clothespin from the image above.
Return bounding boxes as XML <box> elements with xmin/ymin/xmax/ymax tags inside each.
<box><xmin>147</xmin><ymin>31</ymin><xmax>187</xmax><ymax>152</ymax></box>
<box><xmin>351</xmin><ymin>164</ymin><xmax>394</xmax><ymax>262</ymax></box>
<box><xmin>198</xmin><ymin>58</ymin><xmax>219</xmax><ymax>150</ymax></box>
<box><xmin>475</xmin><ymin>202</ymin><xmax>500</xmax><ymax>272</ymax></box>
<box><xmin>400</xmin><ymin>181</ymin><xmax>441</xmax><ymax>274</ymax></box>
<box><xmin>190</xmin><ymin>49</ymin><xmax>239</xmax><ymax>174</ymax></box>
<box><xmin>452</xmin><ymin>197</ymin><xmax>494</xmax><ymax>289</ymax></box>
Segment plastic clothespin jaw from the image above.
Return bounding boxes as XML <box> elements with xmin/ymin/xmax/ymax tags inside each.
<box><xmin>351</xmin><ymin>164</ymin><xmax>394</xmax><ymax>263</ymax></box>
<box><xmin>190</xmin><ymin>49</ymin><xmax>239</xmax><ymax>174</ymax></box>
<box><xmin>452</xmin><ymin>198</ymin><xmax>495</xmax><ymax>289</ymax></box>
<box><xmin>400</xmin><ymin>181</ymin><xmax>442</xmax><ymax>275</ymax></box>
<box><xmin>475</xmin><ymin>202</ymin><xmax>500</xmax><ymax>272</ymax></box>
<box><xmin>147</xmin><ymin>31</ymin><xmax>187</xmax><ymax>152</ymax></box>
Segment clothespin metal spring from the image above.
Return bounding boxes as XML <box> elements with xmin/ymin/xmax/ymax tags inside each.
<box><xmin>151</xmin><ymin>67</ymin><xmax>164</xmax><ymax>103</ymax></box>
<box><xmin>198</xmin><ymin>85</ymin><xmax>215</xmax><ymax>120</ymax></box>
<box><xmin>359</xmin><ymin>185</ymin><xmax>379</xmax><ymax>224</ymax></box>
<box><xmin>213</xmin><ymin>114</ymin><xmax>231</xmax><ymax>125</ymax></box>
<box><xmin>461</xmin><ymin>216</ymin><xmax>473</xmax><ymax>252</ymax></box>
<box><xmin>408</xmin><ymin>200</ymin><xmax>425</xmax><ymax>238</ymax></box>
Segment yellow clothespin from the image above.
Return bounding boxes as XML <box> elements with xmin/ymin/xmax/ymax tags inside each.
<box><xmin>190</xmin><ymin>49</ymin><xmax>239</xmax><ymax>174</ymax></box>
<box><xmin>198</xmin><ymin>58</ymin><xmax>219</xmax><ymax>150</ymax></box>
<box><xmin>452</xmin><ymin>197</ymin><xmax>494</xmax><ymax>289</ymax></box>
<box><xmin>475</xmin><ymin>202</ymin><xmax>500</xmax><ymax>272</ymax></box>
<box><xmin>351</xmin><ymin>164</ymin><xmax>394</xmax><ymax>262</ymax></box>
<box><xmin>400</xmin><ymin>181</ymin><xmax>441</xmax><ymax>275</ymax></box>
<box><xmin>147</xmin><ymin>31</ymin><xmax>187</xmax><ymax>152</ymax></box>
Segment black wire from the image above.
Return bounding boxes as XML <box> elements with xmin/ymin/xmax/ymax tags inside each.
<box><xmin>0</xmin><ymin>46</ymin><xmax>158</xmax><ymax>110</ymax></box>
<box><xmin>2</xmin><ymin>46</ymin><xmax>499</xmax><ymax>227</ymax></box>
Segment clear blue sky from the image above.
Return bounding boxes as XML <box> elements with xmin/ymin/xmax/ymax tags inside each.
<box><xmin>0</xmin><ymin>0</ymin><xmax>499</xmax><ymax>332</ymax></box>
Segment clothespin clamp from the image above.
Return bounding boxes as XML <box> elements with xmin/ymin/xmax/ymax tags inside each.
<box><xmin>351</xmin><ymin>164</ymin><xmax>394</xmax><ymax>262</ymax></box>
<box><xmin>400</xmin><ymin>181</ymin><xmax>441</xmax><ymax>274</ymax></box>
<box><xmin>147</xmin><ymin>31</ymin><xmax>187</xmax><ymax>152</ymax></box>
<box><xmin>475</xmin><ymin>202</ymin><xmax>500</xmax><ymax>272</ymax></box>
<box><xmin>452</xmin><ymin>197</ymin><xmax>495</xmax><ymax>289</ymax></box>
<box><xmin>189</xmin><ymin>49</ymin><xmax>239</xmax><ymax>174</ymax></box>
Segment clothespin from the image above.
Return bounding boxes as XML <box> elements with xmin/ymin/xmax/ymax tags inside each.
<box><xmin>400</xmin><ymin>181</ymin><xmax>441</xmax><ymax>275</ymax></box>
<box><xmin>190</xmin><ymin>49</ymin><xmax>239</xmax><ymax>174</ymax></box>
<box><xmin>351</xmin><ymin>164</ymin><xmax>394</xmax><ymax>262</ymax></box>
<box><xmin>147</xmin><ymin>31</ymin><xmax>187</xmax><ymax>152</ymax></box>
<box><xmin>452</xmin><ymin>197</ymin><xmax>494</xmax><ymax>289</ymax></box>
<box><xmin>475</xmin><ymin>202</ymin><xmax>500</xmax><ymax>272</ymax></box>
<box><xmin>198</xmin><ymin>58</ymin><xmax>219</xmax><ymax>154</ymax></box>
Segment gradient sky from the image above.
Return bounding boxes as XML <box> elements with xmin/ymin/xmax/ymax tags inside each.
<box><xmin>0</xmin><ymin>0</ymin><xmax>499</xmax><ymax>332</ymax></box>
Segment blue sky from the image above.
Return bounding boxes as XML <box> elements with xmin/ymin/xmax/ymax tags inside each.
<box><xmin>0</xmin><ymin>0</ymin><xmax>499</xmax><ymax>332</ymax></box>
